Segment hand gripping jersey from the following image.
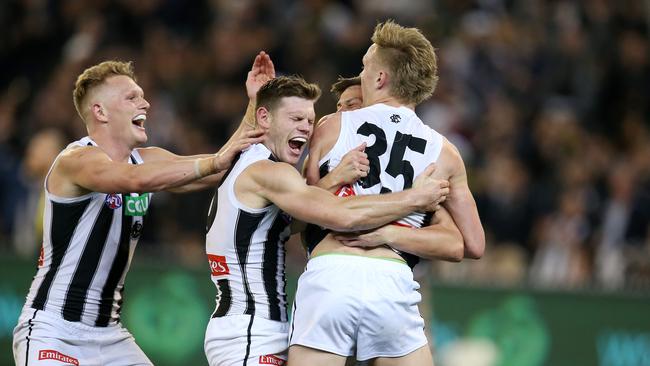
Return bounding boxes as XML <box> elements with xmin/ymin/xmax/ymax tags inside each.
<box><xmin>205</xmin><ymin>144</ymin><xmax>291</xmax><ymax>322</ymax></box>
<box><xmin>305</xmin><ymin>104</ymin><xmax>443</xmax><ymax>267</ymax></box>
<box><xmin>23</xmin><ymin>136</ymin><xmax>150</xmax><ymax>327</ymax></box>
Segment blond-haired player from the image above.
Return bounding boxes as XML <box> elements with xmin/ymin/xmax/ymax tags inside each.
<box><xmin>289</xmin><ymin>21</ymin><xmax>485</xmax><ymax>366</ymax></box>
<box><xmin>11</xmin><ymin>56</ymin><xmax>268</xmax><ymax>366</ymax></box>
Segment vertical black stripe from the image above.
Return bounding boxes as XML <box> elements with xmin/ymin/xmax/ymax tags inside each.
<box><xmin>318</xmin><ymin>160</ymin><xmax>329</xmax><ymax>179</ymax></box>
<box><xmin>243</xmin><ymin>315</ymin><xmax>255</xmax><ymax>366</ymax></box>
<box><xmin>235</xmin><ymin>210</ymin><xmax>265</xmax><ymax>315</ymax></box>
<box><xmin>32</xmin><ymin>199</ymin><xmax>91</xmax><ymax>310</ymax></box>
<box><xmin>62</xmin><ymin>203</ymin><xmax>114</xmax><ymax>322</ymax></box>
<box><xmin>304</xmin><ymin>161</ymin><xmax>332</xmax><ymax>254</ymax></box>
<box><xmin>24</xmin><ymin>309</ymin><xmax>39</xmax><ymax>366</ymax></box>
<box><xmin>212</xmin><ymin>279</ymin><xmax>232</xmax><ymax>317</ymax></box>
<box><xmin>95</xmin><ymin>208</ymin><xmax>134</xmax><ymax>326</ymax></box>
<box><xmin>289</xmin><ymin>299</ymin><xmax>297</xmax><ymax>344</ymax></box>
<box><xmin>205</xmin><ymin>153</ymin><xmax>241</xmax><ymax>233</ymax></box>
<box><xmin>262</xmin><ymin>212</ymin><xmax>290</xmax><ymax>321</ymax></box>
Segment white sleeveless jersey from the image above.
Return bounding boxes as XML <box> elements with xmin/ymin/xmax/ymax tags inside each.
<box><xmin>24</xmin><ymin>136</ymin><xmax>151</xmax><ymax>327</ymax></box>
<box><xmin>205</xmin><ymin>143</ymin><xmax>291</xmax><ymax>322</ymax></box>
<box><xmin>321</xmin><ymin>103</ymin><xmax>444</xmax><ymax>228</ymax></box>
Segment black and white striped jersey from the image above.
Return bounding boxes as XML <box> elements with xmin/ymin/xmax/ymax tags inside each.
<box><xmin>205</xmin><ymin>143</ymin><xmax>291</xmax><ymax>322</ymax></box>
<box><xmin>23</xmin><ymin>136</ymin><xmax>151</xmax><ymax>327</ymax></box>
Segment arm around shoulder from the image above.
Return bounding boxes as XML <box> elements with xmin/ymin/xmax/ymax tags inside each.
<box><xmin>439</xmin><ymin>140</ymin><xmax>485</xmax><ymax>259</ymax></box>
<box><xmin>255</xmin><ymin>161</ymin><xmax>429</xmax><ymax>232</ymax></box>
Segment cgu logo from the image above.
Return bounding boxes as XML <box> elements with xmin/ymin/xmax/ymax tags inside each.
<box><xmin>124</xmin><ymin>193</ymin><xmax>151</xmax><ymax>216</ymax></box>
<box><xmin>259</xmin><ymin>355</ymin><xmax>285</xmax><ymax>365</ymax></box>
<box><xmin>207</xmin><ymin>254</ymin><xmax>230</xmax><ymax>276</ymax></box>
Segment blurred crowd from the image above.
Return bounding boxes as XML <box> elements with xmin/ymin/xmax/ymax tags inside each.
<box><xmin>1</xmin><ymin>0</ymin><xmax>648</xmax><ymax>290</ymax></box>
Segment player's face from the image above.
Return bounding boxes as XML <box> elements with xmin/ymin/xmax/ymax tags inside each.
<box><xmin>359</xmin><ymin>44</ymin><xmax>380</xmax><ymax>107</ymax></box>
<box><xmin>99</xmin><ymin>75</ymin><xmax>150</xmax><ymax>147</ymax></box>
<box><xmin>267</xmin><ymin>96</ymin><xmax>315</xmax><ymax>165</ymax></box>
<box><xmin>336</xmin><ymin>85</ymin><xmax>363</xmax><ymax>112</ymax></box>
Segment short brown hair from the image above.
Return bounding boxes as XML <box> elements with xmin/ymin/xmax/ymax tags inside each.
<box><xmin>371</xmin><ymin>20</ymin><xmax>438</xmax><ymax>104</ymax></box>
<box><xmin>73</xmin><ymin>60</ymin><xmax>136</xmax><ymax>121</ymax></box>
<box><xmin>330</xmin><ymin>76</ymin><xmax>361</xmax><ymax>100</ymax></box>
<box><xmin>256</xmin><ymin>76</ymin><xmax>321</xmax><ymax>111</ymax></box>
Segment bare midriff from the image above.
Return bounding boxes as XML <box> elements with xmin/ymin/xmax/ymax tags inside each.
<box><xmin>311</xmin><ymin>232</ymin><xmax>404</xmax><ymax>261</ymax></box>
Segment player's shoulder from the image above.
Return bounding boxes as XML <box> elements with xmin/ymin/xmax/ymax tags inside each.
<box><xmin>437</xmin><ymin>137</ymin><xmax>465</xmax><ymax>176</ymax></box>
<box><xmin>243</xmin><ymin>159</ymin><xmax>301</xmax><ymax>188</ymax></box>
<box><xmin>312</xmin><ymin>112</ymin><xmax>342</xmax><ymax>147</ymax></box>
<box><xmin>315</xmin><ymin>112</ymin><xmax>341</xmax><ymax>132</ymax></box>
<box><xmin>247</xmin><ymin>159</ymin><xmax>297</xmax><ymax>176</ymax></box>
<box><xmin>59</xmin><ymin>143</ymin><xmax>104</xmax><ymax>162</ymax></box>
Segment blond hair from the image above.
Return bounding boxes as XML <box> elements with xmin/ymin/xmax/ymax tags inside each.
<box><xmin>371</xmin><ymin>20</ymin><xmax>438</xmax><ymax>105</ymax></box>
<box><xmin>256</xmin><ymin>76</ymin><xmax>321</xmax><ymax>111</ymax></box>
<box><xmin>73</xmin><ymin>61</ymin><xmax>136</xmax><ymax>121</ymax></box>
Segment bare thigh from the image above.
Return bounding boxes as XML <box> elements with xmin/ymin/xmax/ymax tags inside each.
<box><xmin>368</xmin><ymin>345</ymin><xmax>433</xmax><ymax>366</ymax></box>
<box><xmin>287</xmin><ymin>345</ymin><xmax>348</xmax><ymax>366</ymax></box>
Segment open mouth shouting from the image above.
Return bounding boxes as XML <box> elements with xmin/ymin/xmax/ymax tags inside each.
<box><xmin>132</xmin><ymin>114</ymin><xmax>146</xmax><ymax>130</ymax></box>
<box><xmin>288</xmin><ymin>136</ymin><xmax>307</xmax><ymax>155</ymax></box>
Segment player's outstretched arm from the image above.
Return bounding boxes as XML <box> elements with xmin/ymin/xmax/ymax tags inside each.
<box><xmin>53</xmin><ymin>130</ymin><xmax>262</xmax><ymax>196</ymax></box>
<box><xmin>252</xmin><ymin>161</ymin><xmax>448</xmax><ymax>232</ymax></box>
<box><xmin>334</xmin><ymin>206</ymin><xmax>464</xmax><ymax>261</ymax></box>
<box><xmin>137</xmin><ymin>129</ymin><xmax>265</xmax><ymax>193</ymax></box>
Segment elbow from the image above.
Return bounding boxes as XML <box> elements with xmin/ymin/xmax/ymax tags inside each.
<box><xmin>464</xmin><ymin>234</ymin><xmax>486</xmax><ymax>260</ymax></box>
<box><xmin>447</xmin><ymin>243</ymin><xmax>465</xmax><ymax>262</ymax></box>
<box><xmin>442</xmin><ymin>231</ymin><xmax>465</xmax><ymax>262</ymax></box>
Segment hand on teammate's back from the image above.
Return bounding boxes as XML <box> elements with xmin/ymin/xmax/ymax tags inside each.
<box><xmin>413</xmin><ymin>163</ymin><xmax>450</xmax><ymax>212</ymax></box>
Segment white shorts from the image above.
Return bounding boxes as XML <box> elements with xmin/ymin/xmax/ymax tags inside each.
<box><xmin>289</xmin><ymin>254</ymin><xmax>427</xmax><ymax>361</ymax></box>
<box><xmin>205</xmin><ymin>314</ymin><xmax>288</xmax><ymax>366</ymax></box>
<box><xmin>13</xmin><ymin>308</ymin><xmax>152</xmax><ymax>366</ymax></box>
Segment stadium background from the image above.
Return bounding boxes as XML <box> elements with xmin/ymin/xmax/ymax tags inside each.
<box><xmin>1</xmin><ymin>1</ymin><xmax>649</xmax><ymax>365</ymax></box>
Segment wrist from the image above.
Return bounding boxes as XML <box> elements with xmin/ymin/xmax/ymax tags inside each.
<box><xmin>409</xmin><ymin>188</ymin><xmax>426</xmax><ymax>210</ymax></box>
<box><xmin>382</xmin><ymin>225</ymin><xmax>398</xmax><ymax>246</ymax></box>
<box><xmin>212</xmin><ymin>153</ymin><xmax>225</xmax><ymax>172</ymax></box>
<box><xmin>195</xmin><ymin>157</ymin><xmax>219</xmax><ymax>179</ymax></box>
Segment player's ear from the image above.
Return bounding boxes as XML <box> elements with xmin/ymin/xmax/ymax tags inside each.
<box><xmin>377</xmin><ymin>70</ymin><xmax>388</xmax><ymax>90</ymax></box>
<box><xmin>256</xmin><ymin>107</ymin><xmax>271</xmax><ymax>129</ymax></box>
<box><xmin>92</xmin><ymin>103</ymin><xmax>108</xmax><ymax>123</ymax></box>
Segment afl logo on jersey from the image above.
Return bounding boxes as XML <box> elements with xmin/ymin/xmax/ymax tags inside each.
<box><xmin>105</xmin><ymin>194</ymin><xmax>122</xmax><ymax>209</ymax></box>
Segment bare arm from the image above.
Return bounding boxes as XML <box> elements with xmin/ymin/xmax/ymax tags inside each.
<box><xmin>51</xmin><ymin>146</ymin><xmax>229</xmax><ymax>196</ymax></box>
<box><xmin>247</xmin><ymin>161</ymin><xmax>448</xmax><ymax>232</ymax></box>
<box><xmin>136</xmin><ymin>129</ymin><xmax>264</xmax><ymax>193</ymax></box>
<box><xmin>334</xmin><ymin>207</ymin><xmax>464</xmax><ymax>261</ymax></box>
<box><xmin>304</xmin><ymin>113</ymin><xmax>342</xmax><ymax>186</ymax></box>
<box><xmin>438</xmin><ymin>139</ymin><xmax>485</xmax><ymax>259</ymax></box>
